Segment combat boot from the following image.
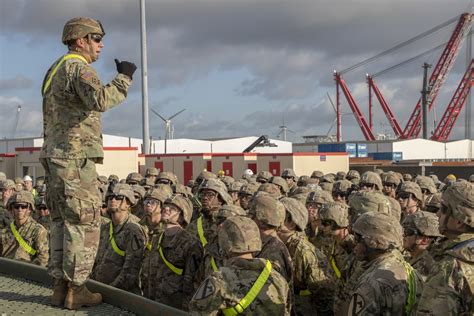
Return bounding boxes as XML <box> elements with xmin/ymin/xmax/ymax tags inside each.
<box><xmin>51</xmin><ymin>278</ymin><xmax>68</xmax><ymax>306</ymax></box>
<box><xmin>64</xmin><ymin>283</ymin><xmax>102</xmax><ymax>310</ymax></box>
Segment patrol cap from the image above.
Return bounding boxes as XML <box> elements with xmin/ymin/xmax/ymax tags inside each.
<box><xmin>280</xmin><ymin>197</ymin><xmax>308</xmax><ymax>231</ymax></box>
<box><xmin>360</xmin><ymin>171</ymin><xmax>383</xmax><ymax>191</ymax></box>
<box><xmin>218</xmin><ymin>216</ymin><xmax>262</xmax><ymax>254</ymax></box>
<box><xmin>269</xmin><ymin>176</ymin><xmax>289</xmax><ymax>194</ymax></box>
<box><xmin>281</xmin><ymin>168</ymin><xmax>297</xmax><ymax>180</ymax></box>
<box><xmin>402</xmin><ymin>211</ymin><xmax>442</xmax><ymax>238</ymax></box>
<box><xmin>306</xmin><ymin>190</ymin><xmax>333</xmax><ymax>205</ymax></box>
<box><xmin>415</xmin><ymin>176</ymin><xmax>437</xmax><ymax>194</ymax></box>
<box><xmin>442</xmin><ymin>181</ymin><xmax>474</xmax><ymax>228</ymax></box>
<box><xmin>310</xmin><ymin>170</ymin><xmax>324</xmax><ymax>179</ymax></box>
<box><xmin>8</xmin><ymin>190</ymin><xmax>35</xmax><ymax>211</ymax></box>
<box><xmin>145</xmin><ymin>167</ymin><xmax>159</xmax><ymax>177</ymax></box>
<box><xmin>249</xmin><ymin>195</ymin><xmax>286</xmax><ymax>228</ymax></box>
<box><xmin>106</xmin><ymin>183</ymin><xmax>136</xmax><ymax>206</ymax></box>
<box><xmin>256</xmin><ymin>171</ymin><xmax>273</xmax><ymax>183</ymax></box>
<box><xmin>62</xmin><ymin>17</ymin><xmax>105</xmax><ymax>45</ymax></box>
<box><xmin>216</xmin><ymin>205</ymin><xmax>247</xmax><ymax>223</ymax></box>
<box><xmin>163</xmin><ymin>195</ymin><xmax>193</xmax><ymax>225</ymax></box>
<box><xmin>319</xmin><ymin>202</ymin><xmax>349</xmax><ymax>228</ymax></box>
<box><xmin>352</xmin><ymin>212</ymin><xmax>403</xmax><ymax>250</ymax></box>
<box><xmin>398</xmin><ymin>181</ymin><xmax>423</xmax><ymax>202</ymax></box>
<box><xmin>145</xmin><ymin>187</ymin><xmax>171</xmax><ymax>204</ymax></box>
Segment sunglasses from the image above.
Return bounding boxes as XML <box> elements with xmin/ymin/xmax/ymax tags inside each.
<box><xmin>38</xmin><ymin>206</ymin><xmax>48</xmax><ymax>211</ymax></box>
<box><xmin>383</xmin><ymin>182</ymin><xmax>396</xmax><ymax>188</ymax></box>
<box><xmin>108</xmin><ymin>195</ymin><xmax>125</xmax><ymax>201</ymax></box>
<box><xmin>354</xmin><ymin>233</ymin><xmax>364</xmax><ymax>243</ymax></box>
<box><xmin>397</xmin><ymin>193</ymin><xmax>412</xmax><ymax>200</ymax></box>
<box><xmin>332</xmin><ymin>192</ymin><xmax>346</xmax><ymax>198</ymax></box>
<box><xmin>321</xmin><ymin>220</ymin><xmax>336</xmax><ymax>228</ymax></box>
<box><xmin>403</xmin><ymin>228</ymin><xmax>418</xmax><ymax>237</ymax></box>
<box><xmin>201</xmin><ymin>191</ymin><xmax>217</xmax><ymax>198</ymax></box>
<box><xmin>13</xmin><ymin>203</ymin><xmax>29</xmax><ymax>210</ymax></box>
<box><xmin>361</xmin><ymin>183</ymin><xmax>375</xmax><ymax>189</ymax></box>
<box><xmin>158</xmin><ymin>179</ymin><xmax>171</xmax><ymax>184</ymax></box>
<box><xmin>89</xmin><ymin>34</ymin><xmax>103</xmax><ymax>44</ymax></box>
<box><xmin>144</xmin><ymin>199</ymin><xmax>159</xmax><ymax>206</ymax></box>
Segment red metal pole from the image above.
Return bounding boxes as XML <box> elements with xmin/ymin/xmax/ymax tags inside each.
<box><xmin>336</xmin><ymin>72</ymin><xmax>341</xmax><ymax>142</ymax></box>
<box><xmin>368</xmin><ymin>74</ymin><xmax>373</xmax><ymax>131</ymax></box>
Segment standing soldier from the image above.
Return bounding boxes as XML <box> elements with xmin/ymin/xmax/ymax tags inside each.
<box><xmin>402</xmin><ymin>211</ymin><xmax>442</xmax><ymax>280</ymax></box>
<box><xmin>417</xmin><ymin>182</ymin><xmax>474</xmax><ymax>315</ymax></box>
<box><xmin>0</xmin><ymin>191</ymin><xmax>49</xmax><ymax>266</ymax></box>
<box><xmin>305</xmin><ymin>190</ymin><xmax>334</xmax><ymax>249</ymax></box>
<box><xmin>35</xmin><ymin>197</ymin><xmax>51</xmax><ymax>231</ymax></box>
<box><xmin>152</xmin><ymin>195</ymin><xmax>201</xmax><ymax>310</ymax></box>
<box><xmin>92</xmin><ymin>184</ymin><xmax>146</xmax><ymax>296</ymax></box>
<box><xmin>40</xmin><ymin>17</ymin><xmax>136</xmax><ymax>309</ymax></box>
<box><xmin>190</xmin><ymin>216</ymin><xmax>289</xmax><ymax>315</ymax></box>
<box><xmin>397</xmin><ymin>182</ymin><xmax>423</xmax><ymax>219</ymax></box>
<box><xmin>238</xmin><ymin>182</ymin><xmax>259</xmax><ymax>211</ymax></box>
<box><xmin>0</xmin><ymin>180</ymin><xmax>16</xmax><ymax>228</ymax></box>
<box><xmin>415</xmin><ymin>176</ymin><xmax>438</xmax><ymax>210</ymax></box>
<box><xmin>278</xmin><ymin>197</ymin><xmax>334</xmax><ymax>315</ymax></box>
<box><xmin>282</xmin><ymin>168</ymin><xmax>298</xmax><ymax>196</ymax></box>
<box><xmin>332</xmin><ymin>179</ymin><xmax>353</xmax><ymax>205</ymax></box>
<box><xmin>344</xmin><ymin>212</ymin><xmax>422</xmax><ymax>315</ymax></box>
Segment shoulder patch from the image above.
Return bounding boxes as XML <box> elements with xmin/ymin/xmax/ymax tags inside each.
<box><xmin>348</xmin><ymin>293</ymin><xmax>365</xmax><ymax>315</ymax></box>
<box><xmin>193</xmin><ymin>278</ymin><xmax>216</xmax><ymax>300</ymax></box>
<box><xmin>81</xmin><ymin>71</ymin><xmax>94</xmax><ymax>81</ymax></box>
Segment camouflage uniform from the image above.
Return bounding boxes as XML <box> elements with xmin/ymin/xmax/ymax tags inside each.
<box><xmin>40</xmin><ymin>17</ymin><xmax>133</xmax><ymax>287</ymax></box>
<box><xmin>0</xmin><ymin>191</ymin><xmax>49</xmax><ymax>266</ymax></box>
<box><xmin>190</xmin><ymin>216</ymin><xmax>289</xmax><ymax>315</ymax></box>
<box><xmin>0</xmin><ymin>180</ymin><xmax>15</xmax><ymax>229</ymax></box>
<box><xmin>416</xmin><ymin>182</ymin><xmax>474</xmax><ymax>315</ymax></box>
<box><xmin>92</xmin><ymin>213</ymin><xmax>146</xmax><ymax>295</ymax></box>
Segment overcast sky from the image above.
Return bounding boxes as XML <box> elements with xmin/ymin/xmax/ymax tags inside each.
<box><xmin>1</xmin><ymin>0</ymin><xmax>473</xmax><ymax>143</ymax></box>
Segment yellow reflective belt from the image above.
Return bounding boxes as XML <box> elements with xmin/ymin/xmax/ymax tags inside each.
<box><xmin>146</xmin><ymin>242</ymin><xmax>152</xmax><ymax>251</ymax></box>
<box><xmin>197</xmin><ymin>216</ymin><xmax>219</xmax><ymax>272</ymax></box>
<box><xmin>222</xmin><ymin>260</ymin><xmax>272</xmax><ymax>316</ymax></box>
<box><xmin>10</xmin><ymin>222</ymin><xmax>36</xmax><ymax>256</ymax></box>
<box><xmin>157</xmin><ymin>233</ymin><xmax>183</xmax><ymax>275</ymax></box>
<box><xmin>109</xmin><ymin>222</ymin><xmax>125</xmax><ymax>257</ymax></box>
<box><xmin>330</xmin><ymin>242</ymin><xmax>342</xmax><ymax>279</ymax></box>
<box><xmin>42</xmin><ymin>54</ymin><xmax>88</xmax><ymax>95</ymax></box>
<box><xmin>299</xmin><ymin>289</ymin><xmax>311</xmax><ymax>296</ymax></box>
<box><xmin>402</xmin><ymin>261</ymin><xmax>416</xmax><ymax>315</ymax></box>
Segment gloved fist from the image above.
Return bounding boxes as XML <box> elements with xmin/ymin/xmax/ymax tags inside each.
<box><xmin>115</xmin><ymin>59</ymin><xmax>137</xmax><ymax>79</ymax></box>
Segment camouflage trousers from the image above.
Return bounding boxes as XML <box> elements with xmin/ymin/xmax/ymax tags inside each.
<box><xmin>40</xmin><ymin>158</ymin><xmax>102</xmax><ymax>286</ymax></box>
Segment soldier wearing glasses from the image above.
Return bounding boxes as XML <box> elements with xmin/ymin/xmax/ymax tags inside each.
<box><xmin>0</xmin><ymin>191</ymin><xmax>49</xmax><ymax>267</ymax></box>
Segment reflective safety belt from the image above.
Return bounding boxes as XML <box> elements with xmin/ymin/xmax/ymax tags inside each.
<box><xmin>197</xmin><ymin>216</ymin><xmax>218</xmax><ymax>272</ymax></box>
<box><xmin>330</xmin><ymin>242</ymin><xmax>342</xmax><ymax>280</ymax></box>
<box><xmin>146</xmin><ymin>242</ymin><xmax>152</xmax><ymax>251</ymax></box>
<box><xmin>10</xmin><ymin>222</ymin><xmax>36</xmax><ymax>256</ymax></box>
<box><xmin>42</xmin><ymin>54</ymin><xmax>88</xmax><ymax>95</ymax></box>
<box><xmin>402</xmin><ymin>261</ymin><xmax>416</xmax><ymax>315</ymax></box>
<box><xmin>299</xmin><ymin>289</ymin><xmax>311</xmax><ymax>296</ymax></box>
<box><xmin>109</xmin><ymin>222</ymin><xmax>125</xmax><ymax>257</ymax></box>
<box><xmin>222</xmin><ymin>260</ymin><xmax>272</xmax><ymax>316</ymax></box>
<box><xmin>157</xmin><ymin>233</ymin><xmax>183</xmax><ymax>275</ymax></box>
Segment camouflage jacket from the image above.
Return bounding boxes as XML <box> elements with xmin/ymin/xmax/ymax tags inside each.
<box><xmin>409</xmin><ymin>249</ymin><xmax>435</xmax><ymax>281</ymax></box>
<box><xmin>0</xmin><ymin>217</ymin><xmax>49</xmax><ymax>266</ymax></box>
<box><xmin>285</xmin><ymin>232</ymin><xmax>334</xmax><ymax>315</ymax></box>
<box><xmin>140</xmin><ymin>221</ymin><xmax>164</xmax><ymax>299</ymax></box>
<box><xmin>35</xmin><ymin>215</ymin><xmax>51</xmax><ymax>231</ymax></box>
<box><xmin>189</xmin><ymin>257</ymin><xmax>289</xmax><ymax>315</ymax></box>
<box><xmin>151</xmin><ymin>227</ymin><xmax>202</xmax><ymax>310</ymax></box>
<box><xmin>0</xmin><ymin>205</ymin><xmax>11</xmax><ymax>229</ymax></box>
<box><xmin>417</xmin><ymin>233</ymin><xmax>474</xmax><ymax>315</ymax></box>
<box><xmin>257</xmin><ymin>231</ymin><xmax>294</xmax><ymax>283</ymax></box>
<box><xmin>40</xmin><ymin>54</ymin><xmax>132</xmax><ymax>160</ymax></box>
<box><xmin>195</xmin><ymin>234</ymin><xmax>223</xmax><ymax>290</ymax></box>
<box><xmin>92</xmin><ymin>213</ymin><xmax>147</xmax><ymax>295</ymax></box>
<box><xmin>344</xmin><ymin>249</ymin><xmax>423</xmax><ymax>316</ymax></box>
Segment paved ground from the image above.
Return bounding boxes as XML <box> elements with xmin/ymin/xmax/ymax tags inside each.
<box><xmin>0</xmin><ymin>273</ymin><xmax>135</xmax><ymax>315</ymax></box>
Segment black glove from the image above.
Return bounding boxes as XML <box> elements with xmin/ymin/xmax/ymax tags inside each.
<box><xmin>115</xmin><ymin>59</ymin><xmax>137</xmax><ymax>79</ymax></box>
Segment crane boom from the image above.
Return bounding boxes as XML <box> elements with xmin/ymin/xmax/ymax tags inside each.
<box><xmin>431</xmin><ymin>59</ymin><xmax>474</xmax><ymax>141</ymax></box>
<box><xmin>403</xmin><ymin>13</ymin><xmax>472</xmax><ymax>139</ymax></box>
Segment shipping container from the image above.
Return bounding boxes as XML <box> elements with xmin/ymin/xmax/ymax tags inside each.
<box><xmin>356</xmin><ymin>143</ymin><xmax>368</xmax><ymax>158</ymax></box>
<box><xmin>369</xmin><ymin>152</ymin><xmax>403</xmax><ymax>161</ymax></box>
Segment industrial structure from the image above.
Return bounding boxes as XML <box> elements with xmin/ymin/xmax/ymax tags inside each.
<box><xmin>333</xmin><ymin>13</ymin><xmax>473</xmax><ymax>142</ymax></box>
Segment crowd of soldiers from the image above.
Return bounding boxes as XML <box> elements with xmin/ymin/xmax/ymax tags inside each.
<box><xmin>0</xmin><ymin>167</ymin><xmax>472</xmax><ymax>315</ymax></box>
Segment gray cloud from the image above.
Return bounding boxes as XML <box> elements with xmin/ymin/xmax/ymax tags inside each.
<box><xmin>0</xmin><ymin>75</ymin><xmax>33</xmax><ymax>91</ymax></box>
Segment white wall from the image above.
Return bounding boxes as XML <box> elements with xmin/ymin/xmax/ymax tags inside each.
<box><xmin>0</xmin><ymin>138</ymin><xmax>36</xmax><ymax>153</ymax></box>
<box><xmin>151</xmin><ymin>139</ymin><xmax>212</xmax><ymax>154</ymax></box>
<box><xmin>392</xmin><ymin>139</ymin><xmax>446</xmax><ymax>160</ymax></box>
<box><xmin>445</xmin><ymin>139</ymin><xmax>473</xmax><ymax>159</ymax></box>
<box><xmin>103</xmin><ymin>134</ymin><xmax>142</xmax><ymax>148</ymax></box>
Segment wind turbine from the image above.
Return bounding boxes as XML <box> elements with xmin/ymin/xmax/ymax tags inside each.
<box><xmin>150</xmin><ymin>108</ymin><xmax>185</xmax><ymax>153</ymax></box>
<box><xmin>277</xmin><ymin>117</ymin><xmax>294</xmax><ymax>141</ymax></box>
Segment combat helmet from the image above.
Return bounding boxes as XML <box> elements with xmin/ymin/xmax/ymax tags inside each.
<box><xmin>249</xmin><ymin>195</ymin><xmax>286</xmax><ymax>228</ymax></box>
<box><xmin>335</xmin><ymin>171</ymin><xmax>347</xmax><ymax>180</ymax></box>
<box><xmin>297</xmin><ymin>175</ymin><xmax>310</xmax><ymax>187</ymax></box>
<box><xmin>0</xmin><ymin>179</ymin><xmax>15</xmax><ymax>191</ymax></box>
<box><xmin>348</xmin><ymin>191</ymin><xmax>391</xmax><ymax>223</ymax></box>
<box><xmin>306</xmin><ymin>190</ymin><xmax>334</xmax><ymax>205</ymax></box>
<box><xmin>402</xmin><ymin>211</ymin><xmax>442</xmax><ymax>238</ymax></box>
<box><xmin>257</xmin><ymin>183</ymin><xmax>282</xmax><ymax>199</ymax></box>
<box><xmin>403</xmin><ymin>173</ymin><xmax>413</xmax><ymax>182</ymax></box>
<box><xmin>280</xmin><ymin>197</ymin><xmax>308</xmax><ymax>231</ymax></box>
<box><xmin>157</xmin><ymin>171</ymin><xmax>178</xmax><ymax>185</ymax></box>
<box><xmin>106</xmin><ymin>183</ymin><xmax>137</xmax><ymax>206</ymax></box>
<box><xmin>35</xmin><ymin>196</ymin><xmax>47</xmax><ymax>208</ymax></box>
<box><xmin>145</xmin><ymin>167</ymin><xmax>159</xmax><ymax>177</ymax></box>
<box><xmin>469</xmin><ymin>174</ymin><xmax>474</xmax><ymax>183</ymax></box>
<box><xmin>352</xmin><ymin>212</ymin><xmax>403</xmax><ymax>250</ymax></box>
<box><xmin>145</xmin><ymin>187</ymin><xmax>171</xmax><ymax>205</ymax></box>
<box><xmin>130</xmin><ymin>184</ymin><xmax>146</xmax><ymax>200</ymax></box>
<box><xmin>382</xmin><ymin>172</ymin><xmax>401</xmax><ymax>187</ymax></box>
<box><xmin>239</xmin><ymin>182</ymin><xmax>260</xmax><ymax>196</ymax></box>
<box><xmin>333</xmin><ymin>179</ymin><xmax>353</xmax><ymax>196</ymax></box>
<box><xmin>221</xmin><ymin>176</ymin><xmax>235</xmax><ymax>190</ymax></box>
<box><xmin>360</xmin><ymin>171</ymin><xmax>383</xmax><ymax>191</ymax></box>
<box><xmin>442</xmin><ymin>181</ymin><xmax>474</xmax><ymax>228</ymax></box>
<box><xmin>269</xmin><ymin>176</ymin><xmax>289</xmax><ymax>194</ymax></box>
<box><xmin>8</xmin><ymin>190</ymin><xmax>35</xmax><ymax>211</ymax></box>
<box><xmin>310</xmin><ymin>170</ymin><xmax>324</xmax><ymax>179</ymax></box>
<box><xmin>199</xmin><ymin>178</ymin><xmax>232</xmax><ymax>205</ymax></box>
<box><xmin>126</xmin><ymin>172</ymin><xmax>143</xmax><ymax>185</ymax></box>
<box><xmin>62</xmin><ymin>17</ymin><xmax>105</xmax><ymax>45</ymax></box>
<box><xmin>415</xmin><ymin>176</ymin><xmax>437</xmax><ymax>194</ymax></box>
<box><xmin>346</xmin><ymin>170</ymin><xmax>360</xmax><ymax>181</ymax></box>
<box><xmin>281</xmin><ymin>168</ymin><xmax>297</xmax><ymax>180</ymax></box>
<box><xmin>195</xmin><ymin>170</ymin><xmax>217</xmax><ymax>185</ymax></box>
<box><xmin>216</xmin><ymin>205</ymin><xmax>247</xmax><ymax>224</ymax></box>
<box><xmin>398</xmin><ymin>181</ymin><xmax>423</xmax><ymax>202</ymax></box>
<box><xmin>163</xmin><ymin>195</ymin><xmax>193</xmax><ymax>225</ymax></box>
<box><xmin>319</xmin><ymin>202</ymin><xmax>349</xmax><ymax>228</ymax></box>
<box><xmin>425</xmin><ymin>193</ymin><xmax>441</xmax><ymax>213</ymax></box>
<box><xmin>228</xmin><ymin>180</ymin><xmax>245</xmax><ymax>193</ymax></box>
<box><xmin>256</xmin><ymin>171</ymin><xmax>273</xmax><ymax>183</ymax></box>
<box><xmin>0</xmin><ymin>172</ymin><xmax>6</xmax><ymax>182</ymax></box>
<box><xmin>218</xmin><ymin>216</ymin><xmax>262</xmax><ymax>255</ymax></box>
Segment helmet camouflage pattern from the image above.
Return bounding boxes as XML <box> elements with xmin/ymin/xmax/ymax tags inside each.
<box><xmin>8</xmin><ymin>190</ymin><xmax>36</xmax><ymax>211</ymax></box>
<box><xmin>256</xmin><ymin>170</ymin><xmax>273</xmax><ymax>183</ymax></box>
<box><xmin>348</xmin><ymin>191</ymin><xmax>391</xmax><ymax>222</ymax></box>
<box><xmin>249</xmin><ymin>194</ymin><xmax>286</xmax><ymax>228</ymax></box>
<box><xmin>145</xmin><ymin>187</ymin><xmax>172</xmax><ymax>204</ymax></box>
<box><xmin>269</xmin><ymin>176</ymin><xmax>289</xmax><ymax>194</ymax></box>
<box><xmin>281</xmin><ymin>168</ymin><xmax>297</xmax><ymax>180</ymax></box>
<box><xmin>228</xmin><ymin>180</ymin><xmax>245</xmax><ymax>193</ymax></box>
<box><xmin>360</xmin><ymin>171</ymin><xmax>383</xmax><ymax>191</ymax></box>
<box><xmin>239</xmin><ymin>182</ymin><xmax>260</xmax><ymax>196</ymax></box>
<box><xmin>335</xmin><ymin>171</ymin><xmax>347</xmax><ymax>180</ymax></box>
<box><xmin>257</xmin><ymin>183</ymin><xmax>282</xmax><ymax>199</ymax></box>
<box><xmin>106</xmin><ymin>183</ymin><xmax>137</xmax><ymax>206</ymax></box>
<box><xmin>306</xmin><ymin>190</ymin><xmax>333</xmax><ymax>205</ymax></box>
<box><xmin>157</xmin><ymin>171</ymin><xmax>178</xmax><ymax>185</ymax></box>
<box><xmin>415</xmin><ymin>176</ymin><xmax>437</xmax><ymax>194</ymax></box>
<box><xmin>319</xmin><ymin>202</ymin><xmax>349</xmax><ymax>228</ymax></box>
<box><xmin>402</xmin><ymin>211</ymin><xmax>442</xmax><ymax>237</ymax></box>
<box><xmin>130</xmin><ymin>184</ymin><xmax>146</xmax><ymax>200</ymax></box>
<box><xmin>346</xmin><ymin>170</ymin><xmax>360</xmax><ymax>180</ymax></box>
<box><xmin>352</xmin><ymin>212</ymin><xmax>403</xmax><ymax>250</ymax></box>
<box><xmin>62</xmin><ymin>17</ymin><xmax>105</xmax><ymax>45</ymax></box>
<box><xmin>382</xmin><ymin>172</ymin><xmax>401</xmax><ymax>186</ymax></box>
<box><xmin>199</xmin><ymin>178</ymin><xmax>232</xmax><ymax>205</ymax></box>
<box><xmin>145</xmin><ymin>167</ymin><xmax>159</xmax><ymax>176</ymax></box>
<box><xmin>164</xmin><ymin>195</ymin><xmax>193</xmax><ymax>225</ymax></box>
<box><xmin>216</xmin><ymin>204</ymin><xmax>247</xmax><ymax>223</ymax></box>
<box><xmin>442</xmin><ymin>181</ymin><xmax>473</xmax><ymax>228</ymax></box>
<box><xmin>218</xmin><ymin>216</ymin><xmax>262</xmax><ymax>254</ymax></box>
<box><xmin>126</xmin><ymin>172</ymin><xmax>143</xmax><ymax>184</ymax></box>
<box><xmin>333</xmin><ymin>179</ymin><xmax>353</xmax><ymax>194</ymax></box>
<box><xmin>311</xmin><ymin>170</ymin><xmax>324</xmax><ymax>179</ymax></box>
<box><xmin>280</xmin><ymin>197</ymin><xmax>308</xmax><ymax>231</ymax></box>
<box><xmin>398</xmin><ymin>181</ymin><xmax>423</xmax><ymax>202</ymax></box>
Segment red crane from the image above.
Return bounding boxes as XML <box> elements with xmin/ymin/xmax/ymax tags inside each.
<box><xmin>403</xmin><ymin>13</ymin><xmax>472</xmax><ymax>138</ymax></box>
<box><xmin>431</xmin><ymin>59</ymin><xmax>474</xmax><ymax>141</ymax></box>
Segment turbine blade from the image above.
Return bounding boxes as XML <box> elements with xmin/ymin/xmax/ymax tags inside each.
<box><xmin>168</xmin><ymin>108</ymin><xmax>186</xmax><ymax>120</ymax></box>
<box><xmin>151</xmin><ymin>108</ymin><xmax>167</xmax><ymax>122</ymax></box>
<box><xmin>327</xmin><ymin>92</ymin><xmax>336</xmax><ymax>113</ymax></box>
